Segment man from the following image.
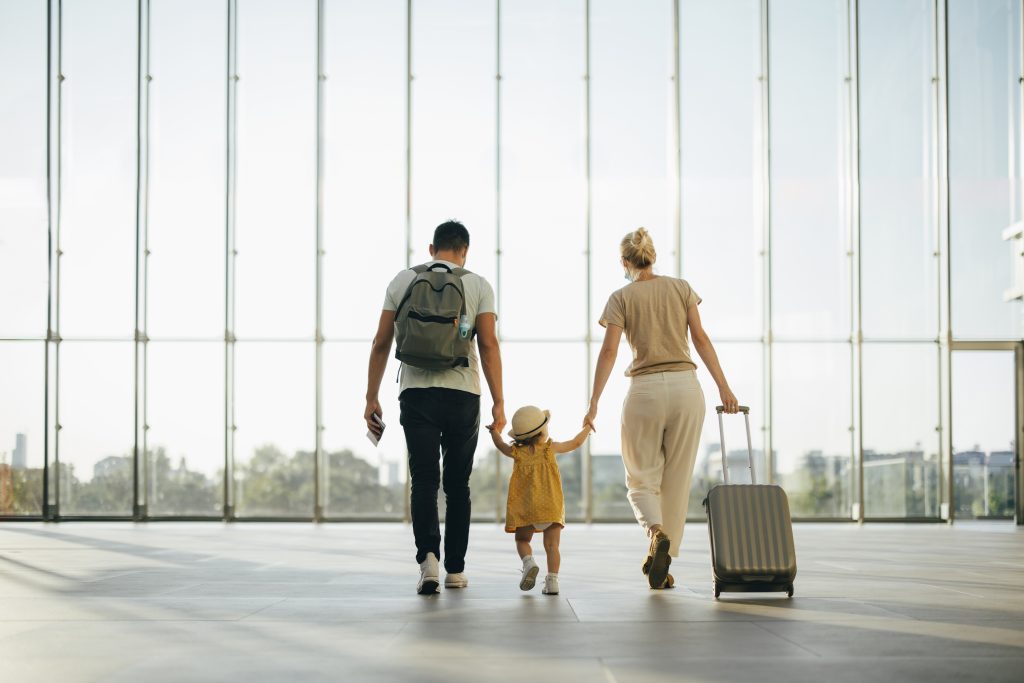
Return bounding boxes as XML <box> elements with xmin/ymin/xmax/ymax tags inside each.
<box><xmin>364</xmin><ymin>220</ymin><xmax>505</xmax><ymax>594</ymax></box>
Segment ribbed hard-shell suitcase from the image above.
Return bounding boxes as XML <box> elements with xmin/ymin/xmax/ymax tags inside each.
<box><xmin>703</xmin><ymin>406</ymin><xmax>797</xmax><ymax>599</ymax></box>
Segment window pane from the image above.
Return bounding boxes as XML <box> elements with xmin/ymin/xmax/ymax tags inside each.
<box><xmin>952</xmin><ymin>351</ymin><xmax>1016</xmax><ymax>519</ymax></box>
<box><xmin>0</xmin><ymin>0</ymin><xmax>47</xmax><ymax>338</ymax></box>
<box><xmin>411</xmin><ymin>0</ymin><xmax>496</xmax><ymax>284</ymax></box>
<box><xmin>859</xmin><ymin>0</ymin><xmax>938</xmax><ymax>339</ymax></box>
<box><xmin>590</xmin><ymin>0</ymin><xmax>673</xmax><ymax>326</ymax></box>
<box><xmin>862</xmin><ymin>344</ymin><xmax>940</xmax><ymax>518</ymax></box>
<box><xmin>590</xmin><ymin>340</ymin><xmax>636</xmax><ymax>520</ymax></box>
<box><xmin>323</xmin><ymin>342</ymin><xmax>404</xmax><ymax>518</ymax></box>
<box><xmin>948</xmin><ymin>0</ymin><xmax>1023</xmax><ymax>339</ymax></box>
<box><xmin>146</xmin><ymin>342</ymin><xmax>222</xmax><ymax>516</ymax></box>
<box><xmin>680</xmin><ymin>0</ymin><xmax>762</xmax><ymax>339</ymax></box>
<box><xmin>234</xmin><ymin>342</ymin><xmax>314</xmax><ymax>517</ymax></box>
<box><xmin>323</xmin><ymin>0</ymin><xmax>406</xmax><ymax>340</ymax></box>
<box><xmin>147</xmin><ymin>0</ymin><xmax>226</xmax><ymax>339</ymax></box>
<box><xmin>772</xmin><ymin>343</ymin><xmax>853</xmax><ymax>518</ymax></box>
<box><xmin>690</xmin><ymin>343</ymin><xmax>764</xmax><ymax>517</ymax></box>
<box><xmin>769</xmin><ymin>0</ymin><xmax>850</xmax><ymax>339</ymax></box>
<box><xmin>500</xmin><ymin>0</ymin><xmax>586</xmax><ymax>339</ymax></box>
<box><xmin>58</xmin><ymin>341</ymin><xmax>134</xmax><ymax>515</ymax></box>
<box><xmin>0</xmin><ymin>342</ymin><xmax>45</xmax><ymax>515</ymax></box>
<box><xmin>60</xmin><ymin>0</ymin><xmax>137</xmax><ymax>339</ymax></box>
<box><xmin>502</xmin><ymin>343</ymin><xmax>586</xmax><ymax>521</ymax></box>
<box><xmin>235</xmin><ymin>0</ymin><xmax>316</xmax><ymax>338</ymax></box>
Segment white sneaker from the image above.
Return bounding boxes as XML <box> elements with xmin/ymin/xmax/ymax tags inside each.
<box><xmin>444</xmin><ymin>572</ymin><xmax>469</xmax><ymax>589</ymax></box>
<box><xmin>519</xmin><ymin>556</ymin><xmax>540</xmax><ymax>591</ymax></box>
<box><xmin>417</xmin><ymin>553</ymin><xmax>439</xmax><ymax>595</ymax></box>
<box><xmin>542</xmin><ymin>574</ymin><xmax>560</xmax><ymax>595</ymax></box>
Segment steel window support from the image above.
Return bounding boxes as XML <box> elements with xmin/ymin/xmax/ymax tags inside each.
<box><xmin>759</xmin><ymin>0</ymin><xmax>773</xmax><ymax>485</ymax></box>
<box><xmin>403</xmin><ymin>0</ymin><xmax>413</xmax><ymax>524</ymax></box>
<box><xmin>848</xmin><ymin>0</ymin><xmax>864</xmax><ymax>522</ymax></box>
<box><xmin>936</xmin><ymin>0</ymin><xmax>954</xmax><ymax>523</ymax></box>
<box><xmin>583</xmin><ymin>0</ymin><xmax>594</xmax><ymax>524</ymax></box>
<box><xmin>672</xmin><ymin>0</ymin><xmax>682</xmax><ymax>279</ymax></box>
<box><xmin>494</xmin><ymin>0</ymin><xmax>502</xmax><ymax>524</ymax></box>
<box><xmin>43</xmin><ymin>0</ymin><xmax>64</xmax><ymax>521</ymax></box>
<box><xmin>315</xmin><ymin>0</ymin><xmax>325</xmax><ymax>522</ymax></box>
<box><xmin>224</xmin><ymin>0</ymin><xmax>239</xmax><ymax>521</ymax></box>
<box><xmin>133</xmin><ymin>0</ymin><xmax>151</xmax><ymax>521</ymax></box>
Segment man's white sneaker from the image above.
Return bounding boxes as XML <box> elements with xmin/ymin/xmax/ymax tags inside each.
<box><xmin>417</xmin><ymin>552</ymin><xmax>440</xmax><ymax>595</ymax></box>
<box><xmin>519</xmin><ymin>556</ymin><xmax>540</xmax><ymax>591</ymax></box>
<box><xmin>444</xmin><ymin>572</ymin><xmax>469</xmax><ymax>589</ymax></box>
<box><xmin>542</xmin><ymin>574</ymin><xmax>560</xmax><ymax>595</ymax></box>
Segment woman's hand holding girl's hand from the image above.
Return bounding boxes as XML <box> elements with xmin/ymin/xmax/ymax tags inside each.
<box><xmin>719</xmin><ymin>387</ymin><xmax>739</xmax><ymax>414</ymax></box>
<box><xmin>583</xmin><ymin>405</ymin><xmax>598</xmax><ymax>433</ymax></box>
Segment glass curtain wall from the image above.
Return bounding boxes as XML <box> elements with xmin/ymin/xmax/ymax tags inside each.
<box><xmin>2</xmin><ymin>0</ymin><xmax>1021</xmax><ymax>522</ymax></box>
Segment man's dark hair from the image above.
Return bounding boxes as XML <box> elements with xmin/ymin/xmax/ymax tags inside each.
<box><xmin>432</xmin><ymin>220</ymin><xmax>470</xmax><ymax>253</ymax></box>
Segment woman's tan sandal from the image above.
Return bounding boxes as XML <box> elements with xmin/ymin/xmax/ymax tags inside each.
<box><xmin>641</xmin><ymin>555</ymin><xmax>653</xmax><ymax>576</ymax></box>
<box><xmin>647</xmin><ymin>531</ymin><xmax>672</xmax><ymax>589</ymax></box>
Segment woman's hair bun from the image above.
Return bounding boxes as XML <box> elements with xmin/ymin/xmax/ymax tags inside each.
<box><xmin>621</xmin><ymin>227</ymin><xmax>657</xmax><ymax>270</ymax></box>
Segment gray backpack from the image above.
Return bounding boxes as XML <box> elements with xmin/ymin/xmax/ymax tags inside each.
<box><xmin>393</xmin><ymin>263</ymin><xmax>474</xmax><ymax>370</ymax></box>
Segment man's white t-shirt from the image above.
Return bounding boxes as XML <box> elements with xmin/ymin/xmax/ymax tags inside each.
<box><xmin>383</xmin><ymin>260</ymin><xmax>497</xmax><ymax>396</ymax></box>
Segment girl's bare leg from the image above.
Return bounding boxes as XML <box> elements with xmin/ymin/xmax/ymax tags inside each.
<box><xmin>542</xmin><ymin>525</ymin><xmax>561</xmax><ymax>573</ymax></box>
<box><xmin>515</xmin><ymin>527</ymin><xmax>535</xmax><ymax>559</ymax></box>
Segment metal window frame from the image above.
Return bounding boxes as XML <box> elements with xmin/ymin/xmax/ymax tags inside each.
<box><xmin>224</xmin><ymin>0</ymin><xmax>239</xmax><ymax>521</ymax></box>
<box><xmin>314</xmin><ymin>0</ymin><xmax>325</xmax><ymax>522</ymax></box>
<box><xmin>42</xmin><ymin>0</ymin><xmax>63</xmax><ymax>521</ymax></box>
<box><xmin>133</xmin><ymin>0</ymin><xmax>152</xmax><ymax>521</ymax></box>
<box><xmin>848</xmin><ymin>0</ymin><xmax>863</xmax><ymax>523</ymax></box>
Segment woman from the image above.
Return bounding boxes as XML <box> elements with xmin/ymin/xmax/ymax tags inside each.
<box><xmin>584</xmin><ymin>228</ymin><xmax>739</xmax><ymax>589</ymax></box>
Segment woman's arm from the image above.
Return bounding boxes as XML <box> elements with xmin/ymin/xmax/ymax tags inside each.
<box><xmin>688</xmin><ymin>304</ymin><xmax>739</xmax><ymax>413</ymax></box>
<box><xmin>487</xmin><ymin>425</ymin><xmax>514</xmax><ymax>457</ymax></box>
<box><xmin>551</xmin><ymin>426</ymin><xmax>593</xmax><ymax>455</ymax></box>
<box><xmin>584</xmin><ymin>324</ymin><xmax>623</xmax><ymax>431</ymax></box>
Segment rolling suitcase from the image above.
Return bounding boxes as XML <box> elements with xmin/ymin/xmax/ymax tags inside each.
<box><xmin>703</xmin><ymin>405</ymin><xmax>797</xmax><ymax>599</ymax></box>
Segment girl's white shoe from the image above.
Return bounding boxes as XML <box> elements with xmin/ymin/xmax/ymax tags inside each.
<box><xmin>519</xmin><ymin>556</ymin><xmax>540</xmax><ymax>591</ymax></box>
<box><xmin>542</xmin><ymin>574</ymin><xmax>559</xmax><ymax>595</ymax></box>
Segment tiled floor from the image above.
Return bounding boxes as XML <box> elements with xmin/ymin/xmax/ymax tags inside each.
<box><xmin>1</xmin><ymin>521</ymin><xmax>1022</xmax><ymax>682</ymax></box>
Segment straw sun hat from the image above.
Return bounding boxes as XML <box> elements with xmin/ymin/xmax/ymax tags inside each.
<box><xmin>509</xmin><ymin>405</ymin><xmax>550</xmax><ymax>441</ymax></box>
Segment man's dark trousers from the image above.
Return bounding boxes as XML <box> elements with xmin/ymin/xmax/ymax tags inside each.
<box><xmin>399</xmin><ymin>387</ymin><xmax>480</xmax><ymax>573</ymax></box>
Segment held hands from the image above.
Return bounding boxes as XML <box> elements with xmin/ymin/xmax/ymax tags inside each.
<box><xmin>583</xmin><ymin>404</ymin><xmax>598</xmax><ymax>433</ymax></box>
<box><xmin>486</xmin><ymin>402</ymin><xmax>507</xmax><ymax>436</ymax></box>
<box><xmin>719</xmin><ymin>386</ymin><xmax>739</xmax><ymax>414</ymax></box>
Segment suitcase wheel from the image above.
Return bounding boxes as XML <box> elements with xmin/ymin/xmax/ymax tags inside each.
<box><xmin>713</xmin><ymin>582</ymin><xmax>721</xmax><ymax>599</ymax></box>
<box><xmin>786</xmin><ymin>584</ymin><xmax>794</xmax><ymax>598</ymax></box>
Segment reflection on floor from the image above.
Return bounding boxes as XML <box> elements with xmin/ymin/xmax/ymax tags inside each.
<box><xmin>0</xmin><ymin>521</ymin><xmax>1022</xmax><ymax>682</ymax></box>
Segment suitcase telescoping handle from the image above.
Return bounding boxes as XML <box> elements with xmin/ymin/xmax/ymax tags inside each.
<box><xmin>716</xmin><ymin>405</ymin><xmax>754</xmax><ymax>485</ymax></box>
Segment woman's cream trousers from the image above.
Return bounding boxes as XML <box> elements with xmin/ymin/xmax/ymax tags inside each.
<box><xmin>620</xmin><ymin>369</ymin><xmax>705</xmax><ymax>557</ymax></box>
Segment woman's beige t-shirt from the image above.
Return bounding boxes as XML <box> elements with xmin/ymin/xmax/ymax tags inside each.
<box><xmin>599</xmin><ymin>277</ymin><xmax>701</xmax><ymax>377</ymax></box>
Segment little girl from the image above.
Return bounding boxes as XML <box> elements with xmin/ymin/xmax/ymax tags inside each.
<box><xmin>488</xmin><ymin>405</ymin><xmax>592</xmax><ymax>595</ymax></box>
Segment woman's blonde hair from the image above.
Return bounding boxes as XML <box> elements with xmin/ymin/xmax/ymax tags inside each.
<box><xmin>620</xmin><ymin>228</ymin><xmax>657</xmax><ymax>278</ymax></box>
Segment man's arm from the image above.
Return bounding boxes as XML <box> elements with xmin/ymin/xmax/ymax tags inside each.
<box><xmin>475</xmin><ymin>312</ymin><xmax>506</xmax><ymax>435</ymax></box>
<box><xmin>364</xmin><ymin>310</ymin><xmax>396</xmax><ymax>434</ymax></box>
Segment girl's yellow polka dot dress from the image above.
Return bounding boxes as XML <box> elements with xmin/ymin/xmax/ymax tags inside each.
<box><xmin>504</xmin><ymin>440</ymin><xmax>565</xmax><ymax>532</ymax></box>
